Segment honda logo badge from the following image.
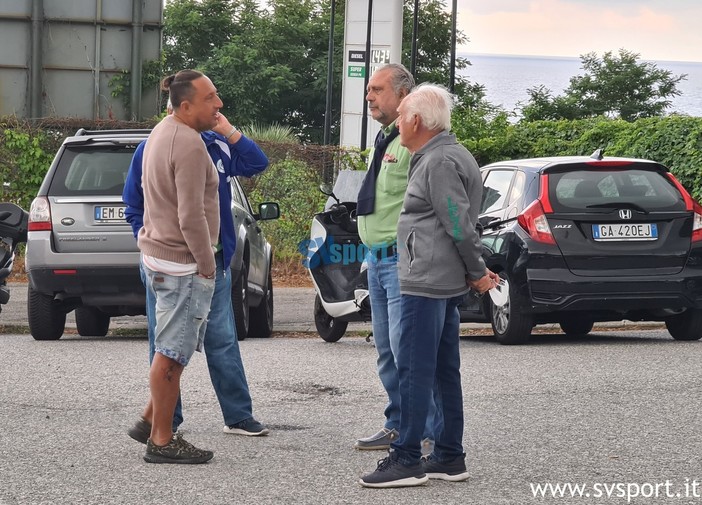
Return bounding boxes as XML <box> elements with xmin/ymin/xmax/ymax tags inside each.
<box><xmin>619</xmin><ymin>209</ymin><xmax>632</xmax><ymax>220</ymax></box>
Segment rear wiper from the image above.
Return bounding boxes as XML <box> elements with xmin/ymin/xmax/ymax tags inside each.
<box><xmin>481</xmin><ymin>216</ymin><xmax>518</xmax><ymax>231</ymax></box>
<box><xmin>585</xmin><ymin>202</ymin><xmax>649</xmax><ymax>214</ymax></box>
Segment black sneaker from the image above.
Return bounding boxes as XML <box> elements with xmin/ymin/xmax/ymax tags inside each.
<box><xmin>143</xmin><ymin>433</ymin><xmax>214</xmax><ymax>464</ymax></box>
<box><xmin>223</xmin><ymin>417</ymin><xmax>270</xmax><ymax>436</ymax></box>
<box><xmin>359</xmin><ymin>452</ymin><xmax>429</xmax><ymax>488</ymax></box>
<box><xmin>127</xmin><ymin>417</ymin><xmax>151</xmax><ymax>445</ymax></box>
<box><xmin>422</xmin><ymin>453</ymin><xmax>470</xmax><ymax>482</ymax></box>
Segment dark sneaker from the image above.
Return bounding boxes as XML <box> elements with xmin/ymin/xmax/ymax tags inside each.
<box><xmin>359</xmin><ymin>452</ymin><xmax>428</xmax><ymax>488</ymax></box>
<box><xmin>127</xmin><ymin>417</ymin><xmax>151</xmax><ymax>445</ymax></box>
<box><xmin>422</xmin><ymin>453</ymin><xmax>470</xmax><ymax>482</ymax></box>
<box><xmin>143</xmin><ymin>433</ymin><xmax>214</xmax><ymax>464</ymax></box>
<box><xmin>223</xmin><ymin>417</ymin><xmax>270</xmax><ymax>436</ymax></box>
<box><xmin>354</xmin><ymin>428</ymin><xmax>399</xmax><ymax>450</ymax></box>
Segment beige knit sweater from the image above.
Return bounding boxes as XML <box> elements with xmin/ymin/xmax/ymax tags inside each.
<box><xmin>138</xmin><ymin>115</ymin><xmax>220</xmax><ymax>276</ymax></box>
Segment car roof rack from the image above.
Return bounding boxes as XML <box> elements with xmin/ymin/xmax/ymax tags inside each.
<box><xmin>73</xmin><ymin>128</ymin><xmax>152</xmax><ymax>136</ymax></box>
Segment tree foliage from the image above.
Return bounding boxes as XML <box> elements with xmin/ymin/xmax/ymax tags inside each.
<box><xmin>162</xmin><ymin>0</ymin><xmax>240</xmax><ymax>71</ymax></box>
<box><xmin>520</xmin><ymin>49</ymin><xmax>687</xmax><ymax>122</ymax></box>
<box><xmin>0</xmin><ymin>128</ymin><xmax>56</xmax><ymax>210</ymax></box>
<box><xmin>401</xmin><ymin>0</ymin><xmax>472</xmax><ymax>98</ymax></box>
<box><xmin>162</xmin><ymin>0</ymin><xmax>474</xmax><ymax>143</ymax></box>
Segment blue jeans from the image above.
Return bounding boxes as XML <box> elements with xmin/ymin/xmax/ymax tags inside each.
<box><xmin>391</xmin><ymin>294</ymin><xmax>464</xmax><ymax>465</ymax></box>
<box><xmin>366</xmin><ymin>252</ymin><xmax>439</xmax><ymax>439</ymax></box>
<box><xmin>142</xmin><ymin>252</ymin><xmax>254</xmax><ymax>429</ymax></box>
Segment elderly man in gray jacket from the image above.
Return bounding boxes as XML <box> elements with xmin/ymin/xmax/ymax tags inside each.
<box><xmin>360</xmin><ymin>83</ymin><xmax>499</xmax><ymax>488</ymax></box>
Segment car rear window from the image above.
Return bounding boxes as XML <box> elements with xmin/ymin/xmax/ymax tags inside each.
<box><xmin>548</xmin><ymin>168</ymin><xmax>686</xmax><ymax>212</ymax></box>
<box><xmin>49</xmin><ymin>146</ymin><xmax>136</xmax><ymax>196</ymax></box>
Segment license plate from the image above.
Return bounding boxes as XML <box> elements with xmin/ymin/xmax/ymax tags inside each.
<box><xmin>94</xmin><ymin>205</ymin><xmax>126</xmax><ymax>222</ymax></box>
<box><xmin>592</xmin><ymin>223</ymin><xmax>658</xmax><ymax>241</ymax></box>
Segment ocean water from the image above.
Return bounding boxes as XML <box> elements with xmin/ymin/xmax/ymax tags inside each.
<box><xmin>459</xmin><ymin>54</ymin><xmax>702</xmax><ymax>118</ymax></box>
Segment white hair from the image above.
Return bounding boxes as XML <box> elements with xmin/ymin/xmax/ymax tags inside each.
<box><xmin>401</xmin><ymin>83</ymin><xmax>455</xmax><ymax>132</ymax></box>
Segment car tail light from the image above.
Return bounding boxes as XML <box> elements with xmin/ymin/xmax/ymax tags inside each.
<box><xmin>665</xmin><ymin>173</ymin><xmax>702</xmax><ymax>242</ymax></box>
<box><xmin>518</xmin><ymin>199</ymin><xmax>556</xmax><ymax>245</ymax></box>
<box><xmin>692</xmin><ymin>201</ymin><xmax>702</xmax><ymax>243</ymax></box>
<box><xmin>28</xmin><ymin>197</ymin><xmax>52</xmax><ymax>231</ymax></box>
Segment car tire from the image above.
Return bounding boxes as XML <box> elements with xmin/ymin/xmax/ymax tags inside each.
<box><xmin>665</xmin><ymin>309</ymin><xmax>702</xmax><ymax>341</ymax></box>
<box><xmin>314</xmin><ymin>294</ymin><xmax>347</xmax><ymax>342</ymax></box>
<box><xmin>559</xmin><ymin>316</ymin><xmax>594</xmax><ymax>336</ymax></box>
<box><xmin>75</xmin><ymin>307</ymin><xmax>110</xmax><ymax>337</ymax></box>
<box><xmin>232</xmin><ymin>262</ymin><xmax>250</xmax><ymax>341</ymax></box>
<box><xmin>488</xmin><ymin>275</ymin><xmax>533</xmax><ymax>345</ymax></box>
<box><xmin>249</xmin><ymin>268</ymin><xmax>273</xmax><ymax>338</ymax></box>
<box><xmin>28</xmin><ymin>285</ymin><xmax>66</xmax><ymax>341</ymax></box>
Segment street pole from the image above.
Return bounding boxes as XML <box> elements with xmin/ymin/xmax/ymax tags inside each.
<box><xmin>323</xmin><ymin>0</ymin><xmax>336</xmax><ymax>146</ymax></box>
<box><xmin>450</xmin><ymin>0</ymin><xmax>457</xmax><ymax>93</ymax></box>
<box><xmin>411</xmin><ymin>0</ymin><xmax>419</xmax><ymax>76</ymax></box>
<box><xmin>360</xmin><ymin>0</ymin><xmax>373</xmax><ymax>152</ymax></box>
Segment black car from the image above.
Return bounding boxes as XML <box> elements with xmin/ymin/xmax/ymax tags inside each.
<box><xmin>459</xmin><ymin>151</ymin><xmax>702</xmax><ymax>344</ymax></box>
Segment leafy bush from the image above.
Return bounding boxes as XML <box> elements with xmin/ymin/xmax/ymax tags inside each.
<box><xmin>242</xmin><ymin>123</ymin><xmax>299</xmax><ymax>143</ymax></box>
<box><xmin>246</xmin><ymin>158</ymin><xmax>327</xmax><ymax>260</ymax></box>
<box><xmin>458</xmin><ymin>114</ymin><xmax>702</xmax><ymax>200</ymax></box>
<box><xmin>0</xmin><ymin>127</ymin><xmax>56</xmax><ymax>209</ymax></box>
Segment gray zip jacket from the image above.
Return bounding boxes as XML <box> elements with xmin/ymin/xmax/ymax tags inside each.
<box><xmin>397</xmin><ymin>131</ymin><xmax>486</xmax><ymax>298</ymax></box>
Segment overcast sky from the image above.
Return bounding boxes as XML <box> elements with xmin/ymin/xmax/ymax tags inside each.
<box><xmin>456</xmin><ymin>0</ymin><xmax>702</xmax><ymax>62</ymax></box>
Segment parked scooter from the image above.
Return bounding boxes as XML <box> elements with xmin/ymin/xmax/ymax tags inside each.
<box><xmin>305</xmin><ymin>175</ymin><xmax>371</xmax><ymax>342</ymax></box>
<box><xmin>0</xmin><ymin>202</ymin><xmax>29</xmax><ymax>313</ymax></box>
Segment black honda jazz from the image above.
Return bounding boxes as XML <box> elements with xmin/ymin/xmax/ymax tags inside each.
<box><xmin>460</xmin><ymin>151</ymin><xmax>702</xmax><ymax>344</ymax></box>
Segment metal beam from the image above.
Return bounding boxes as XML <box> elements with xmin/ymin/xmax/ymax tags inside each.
<box><xmin>130</xmin><ymin>0</ymin><xmax>143</xmax><ymax>120</ymax></box>
<box><xmin>30</xmin><ymin>0</ymin><xmax>43</xmax><ymax>120</ymax></box>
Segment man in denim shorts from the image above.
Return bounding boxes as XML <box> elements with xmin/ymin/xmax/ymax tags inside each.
<box><xmin>135</xmin><ymin>69</ymin><xmax>222</xmax><ymax>464</ymax></box>
<box><xmin>124</xmin><ymin>103</ymin><xmax>270</xmax><ymax>443</ymax></box>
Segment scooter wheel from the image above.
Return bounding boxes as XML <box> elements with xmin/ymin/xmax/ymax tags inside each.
<box><xmin>314</xmin><ymin>294</ymin><xmax>348</xmax><ymax>342</ymax></box>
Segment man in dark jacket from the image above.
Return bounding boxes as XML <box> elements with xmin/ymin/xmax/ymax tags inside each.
<box><xmin>355</xmin><ymin>63</ymin><xmax>439</xmax><ymax>453</ymax></box>
<box><xmin>360</xmin><ymin>83</ymin><xmax>498</xmax><ymax>488</ymax></box>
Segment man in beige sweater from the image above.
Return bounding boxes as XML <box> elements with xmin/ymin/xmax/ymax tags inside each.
<box><xmin>136</xmin><ymin>69</ymin><xmax>221</xmax><ymax>464</ymax></box>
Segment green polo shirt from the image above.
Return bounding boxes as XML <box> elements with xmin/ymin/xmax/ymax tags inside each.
<box><xmin>358</xmin><ymin>122</ymin><xmax>411</xmax><ymax>248</ymax></box>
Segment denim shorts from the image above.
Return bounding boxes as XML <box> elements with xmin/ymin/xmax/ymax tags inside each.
<box><xmin>142</xmin><ymin>265</ymin><xmax>215</xmax><ymax>366</ymax></box>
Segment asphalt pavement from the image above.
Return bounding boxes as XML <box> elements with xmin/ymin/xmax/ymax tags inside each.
<box><xmin>0</xmin><ymin>283</ymin><xmax>362</xmax><ymax>334</ymax></box>
<box><xmin>0</xmin><ymin>283</ymin><xmax>660</xmax><ymax>336</ymax></box>
<box><xmin>1</xmin><ymin>284</ymin><xmax>700</xmax><ymax>504</ymax></box>
<box><xmin>2</xmin><ymin>324</ymin><xmax>701</xmax><ymax>504</ymax></box>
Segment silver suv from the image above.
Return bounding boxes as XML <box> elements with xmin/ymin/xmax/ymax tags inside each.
<box><xmin>26</xmin><ymin>128</ymin><xmax>279</xmax><ymax>341</ymax></box>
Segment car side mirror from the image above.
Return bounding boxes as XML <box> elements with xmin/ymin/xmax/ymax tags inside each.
<box><xmin>256</xmin><ymin>202</ymin><xmax>280</xmax><ymax>221</ymax></box>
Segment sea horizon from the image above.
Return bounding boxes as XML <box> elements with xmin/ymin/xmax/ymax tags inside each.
<box><xmin>461</xmin><ymin>52</ymin><xmax>702</xmax><ymax>66</ymax></box>
<box><xmin>456</xmin><ymin>53</ymin><xmax>702</xmax><ymax>117</ymax></box>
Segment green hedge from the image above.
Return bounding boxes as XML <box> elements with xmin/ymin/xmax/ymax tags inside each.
<box><xmin>455</xmin><ymin>113</ymin><xmax>702</xmax><ymax>201</ymax></box>
<box><xmin>4</xmin><ymin>114</ymin><xmax>702</xmax><ymax>262</ymax></box>
<box><xmin>246</xmin><ymin>158</ymin><xmax>327</xmax><ymax>260</ymax></box>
